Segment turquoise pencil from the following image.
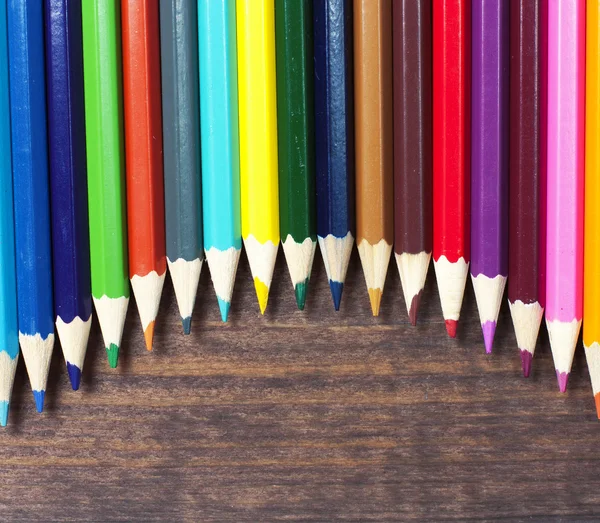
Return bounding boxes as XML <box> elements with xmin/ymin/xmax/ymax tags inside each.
<box><xmin>0</xmin><ymin>0</ymin><xmax>18</xmax><ymax>427</ymax></box>
<box><xmin>198</xmin><ymin>0</ymin><xmax>241</xmax><ymax>322</ymax></box>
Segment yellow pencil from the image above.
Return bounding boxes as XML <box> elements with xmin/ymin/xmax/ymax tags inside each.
<box><xmin>236</xmin><ymin>0</ymin><xmax>279</xmax><ymax>314</ymax></box>
<box><xmin>584</xmin><ymin>0</ymin><xmax>600</xmax><ymax>419</ymax></box>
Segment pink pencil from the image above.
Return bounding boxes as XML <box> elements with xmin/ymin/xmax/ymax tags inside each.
<box><xmin>545</xmin><ymin>0</ymin><xmax>585</xmax><ymax>393</ymax></box>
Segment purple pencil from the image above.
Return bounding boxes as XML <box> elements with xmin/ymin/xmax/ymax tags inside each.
<box><xmin>471</xmin><ymin>0</ymin><xmax>509</xmax><ymax>354</ymax></box>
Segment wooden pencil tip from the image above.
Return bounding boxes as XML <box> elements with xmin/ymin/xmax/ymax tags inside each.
<box><xmin>520</xmin><ymin>350</ymin><xmax>533</xmax><ymax>378</ymax></box>
<box><xmin>556</xmin><ymin>371</ymin><xmax>569</xmax><ymax>393</ymax></box>
<box><xmin>254</xmin><ymin>277</ymin><xmax>269</xmax><ymax>315</ymax></box>
<box><xmin>408</xmin><ymin>291</ymin><xmax>422</xmax><ymax>326</ymax></box>
<box><xmin>144</xmin><ymin>322</ymin><xmax>155</xmax><ymax>351</ymax></box>
<box><xmin>368</xmin><ymin>288</ymin><xmax>382</xmax><ymax>317</ymax></box>
<box><xmin>67</xmin><ymin>362</ymin><xmax>81</xmax><ymax>391</ymax></box>
<box><xmin>106</xmin><ymin>343</ymin><xmax>119</xmax><ymax>369</ymax></box>
<box><xmin>0</xmin><ymin>401</ymin><xmax>7</xmax><ymax>427</ymax></box>
<box><xmin>595</xmin><ymin>394</ymin><xmax>600</xmax><ymax>420</ymax></box>
<box><xmin>445</xmin><ymin>319</ymin><xmax>458</xmax><ymax>338</ymax></box>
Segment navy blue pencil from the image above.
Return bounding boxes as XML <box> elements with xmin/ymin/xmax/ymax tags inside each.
<box><xmin>45</xmin><ymin>0</ymin><xmax>92</xmax><ymax>391</ymax></box>
<box><xmin>8</xmin><ymin>0</ymin><xmax>55</xmax><ymax>412</ymax></box>
<box><xmin>313</xmin><ymin>0</ymin><xmax>355</xmax><ymax>311</ymax></box>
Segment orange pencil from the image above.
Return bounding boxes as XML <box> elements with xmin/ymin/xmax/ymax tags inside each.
<box><xmin>121</xmin><ymin>0</ymin><xmax>166</xmax><ymax>350</ymax></box>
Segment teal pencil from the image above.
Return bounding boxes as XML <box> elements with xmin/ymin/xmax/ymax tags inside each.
<box><xmin>198</xmin><ymin>0</ymin><xmax>241</xmax><ymax>322</ymax></box>
<box><xmin>0</xmin><ymin>0</ymin><xmax>18</xmax><ymax>427</ymax></box>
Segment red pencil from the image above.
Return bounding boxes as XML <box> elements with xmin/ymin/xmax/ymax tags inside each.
<box><xmin>432</xmin><ymin>0</ymin><xmax>470</xmax><ymax>338</ymax></box>
<box><xmin>121</xmin><ymin>0</ymin><xmax>166</xmax><ymax>351</ymax></box>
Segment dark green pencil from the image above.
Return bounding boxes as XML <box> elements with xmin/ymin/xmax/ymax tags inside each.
<box><xmin>275</xmin><ymin>0</ymin><xmax>316</xmax><ymax>311</ymax></box>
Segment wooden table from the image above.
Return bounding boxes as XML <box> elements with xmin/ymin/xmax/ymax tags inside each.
<box><xmin>1</xmin><ymin>251</ymin><xmax>599</xmax><ymax>522</ymax></box>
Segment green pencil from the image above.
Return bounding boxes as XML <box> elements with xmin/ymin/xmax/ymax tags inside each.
<box><xmin>275</xmin><ymin>0</ymin><xmax>316</xmax><ymax>310</ymax></box>
<box><xmin>81</xmin><ymin>0</ymin><xmax>129</xmax><ymax>368</ymax></box>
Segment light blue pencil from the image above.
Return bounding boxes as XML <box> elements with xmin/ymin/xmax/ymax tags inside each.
<box><xmin>198</xmin><ymin>0</ymin><xmax>241</xmax><ymax>322</ymax></box>
<box><xmin>0</xmin><ymin>0</ymin><xmax>18</xmax><ymax>427</ymax></box>
<box><xmin>8</xmin><ymin>0</ymin><xmax>55</xmax><ymax>413</ymax></box>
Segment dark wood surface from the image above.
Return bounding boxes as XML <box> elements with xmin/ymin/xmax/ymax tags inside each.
<box><xmin>1</xmin><ymin>249</ymin><xmax>599</xmax><ymax>522</ymax></box>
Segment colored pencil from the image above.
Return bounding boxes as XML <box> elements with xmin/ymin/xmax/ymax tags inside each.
<box><xmin>121</xmin><ymin>0</ymin><xmax>166</xmax><ymax>351</ymax></box>
<box><xmin>471</xmin><ymin>0</ymin><xmax>509</xmax><ymax>354</ymax></box>
<box><xmin>81</xmin><ymin>0</ymin><xmax>129</xmax><ymax>368</ymax></box>
<box><xmin>0</xmin><ymin>0</ymin><xmax>18</xmax><ymax>426</ymax></box>
<box><xmin>353</xmin><ymin>0</ymin><xmax>393</xmax><ymax>317</ymax></box>
<box><xmin>45</xmin><ymin>0</ymin><xmax>92</xmax><ymax>390</ymax></box>
<box><xmin>8</xmin><ymin>0</ymin><xmax>54</xmax><ymax>412</ymax></box>
<box><xmin>585</xmin><ymin>0</ymin><xmax>600</xmax><ymax>416</ymax></box>
<box><xmin>432</xmin><ymin>0</ymin><xmax>471</xmax><ymax>338</ymax></box>
<box><xmin>275</xmin><ymin>0</ymin><xmax>317</xmax><ymax>311</ymax></box>
<box><xmin>198</xmin><ymin>0</ymin><xmax>241</xmax><ymax>323</ymax></box>
<box><xmin>313</xmin><ymin>0</ymin><xmax>355</xmax><ymax>311</ymax></box>
<box><xmin>546</xmin><ymin>0</ymin><xmax>585</xmax><ymax>393</ymax></box>
<box><xmin>160</xmin><ymin>0</ymin><xmax>203</xmax><ymax>334</ymax></box>
<box><xmin>508</xmin><ymin>0</ymin><xmax>545</xmax><ymax>377</ymax></box>
<box><xmin>236</xmin><ymin>0</ymin><xmax>280</xmax><ymax>314</ymax></box>
<box><xmin>393</xmin><ymin>0</ymin><xmax>432</xmax><ymax>326</ymax></box>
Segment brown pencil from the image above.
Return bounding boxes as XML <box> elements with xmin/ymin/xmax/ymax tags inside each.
<box><xmin>354</xmin><ymin>0</ymin><xmax>394</xmax><ymax>316</ymax></box>
<box><xmin>393</xmin><ymin>0</ymin><xmax>432</xmax><ymax>326</ymax></box>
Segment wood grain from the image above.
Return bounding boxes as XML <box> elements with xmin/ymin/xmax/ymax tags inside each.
<box><xmin>0</xmin><ymin>249</ymin><xmax>599</xmax><ymax>521</ymax></box>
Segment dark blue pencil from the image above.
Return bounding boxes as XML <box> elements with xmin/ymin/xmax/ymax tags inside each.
<box><xmin>313</xmin><ymin>0</ymin><xmax>355</xmax><ymax>311</ymax></box>
<box><xmin>8</xmin><ymin>0</ymin><xmax>55</xmax><ymax>412</ymax></box>
<box><xmin>45</xmin><ymin>0</ymin><xmax>92</xmax><ymax>391</ymax></box>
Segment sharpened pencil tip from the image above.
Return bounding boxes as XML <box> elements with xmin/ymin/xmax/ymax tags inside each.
<box><xmin>482</xmin><ymin>321</ymin><xmax>496</xmax><ymax>354</ymax></box>
<box><xmin>294</xmin><ymin>280</ymin><xmax>308</xmax><ymax>311</ymax></box>
<box><xmin>408</xmin><ymin>291</ymin><xmax>422</xmax><ymax>326</ymax></box>
<box><xmin>217</xmin><ymin>297</ymin><xmax>230</xmax><ymax>322</ymax></box>
<box><xmin>33</xmin><ymin>390</ymin><xmax>45</xmax><ymax>413</ymax></box>
<box><xmin>67</xmin><ymin>362</ymin><xmax>81</xmax><ymax>391</ymax></box>
<box><xmin>181</xmin><ymin>316</ymin><xmax>192</xmax><ymax>335</ymax></box>
<box><xmin>106</xmin><ymin>343</ymin><xmax>119</xmax><ymax>369</ymax></box>
<box><xmin>329</xmin><ymin>280</ymin><xmax>343</xmax><ymax>311</ymax></box>
<box><xmin>368</xmin><ymin>288</ymin><xmax>382</xmax><ymax>316</ymax></box>
<box><xmin>0</xmin><ymin>401</ymin><xmax>8</xmax><ymax>427</ymax></box>
<box><xmin>254</xmin><ymin>277</ymin><xmax>269</xmax><ymax>315</ymax></box>
<box><xmin>144</xmin><ymin>322</ymin><xmax>155</xmax><ymax>352</ymax></box>
<box><xmin>445</xmin><ymin>319</ymin><xmax>458</xmax><ymax>338</ymax></box>
<box><xmin>595</xmin><ymin>393</ymin><xmax>600</xmax><ymax>420</ymax></box>
<box><xmin>556</xmin><ymin>370</ymin><xmax>569</xmax><ymax>393</ymax></box>
<box><xmin>520</xmin><ymin>350</ymin><xmax>532</xmax><ymax>378</ymax></box>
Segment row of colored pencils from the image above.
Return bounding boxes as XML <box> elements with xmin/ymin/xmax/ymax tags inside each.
<box><xmin>2</xmin><ymin>0</ymin><xmax>600</xmax><ymax>424</ymax></box>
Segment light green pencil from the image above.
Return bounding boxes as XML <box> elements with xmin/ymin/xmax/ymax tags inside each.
<box><xmin>81</xmin><ymin>0</ymin><xmax>129</xmax><ymax>368</ymax></box>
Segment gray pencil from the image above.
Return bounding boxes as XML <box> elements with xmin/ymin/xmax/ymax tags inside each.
<box><xmin>160</xmin><ymin>0</ymin><xmax>204</xmax><ymax>334</ymax></box>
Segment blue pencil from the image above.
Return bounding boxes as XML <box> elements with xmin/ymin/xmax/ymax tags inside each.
<box><xmin>0</xmin><ymin>0</ymin><xmax>18</xmax><ymax>427</ymax></box>
<box><xmin>8</xmin><ymin>0</ymin><xmax>55</xmax><ymax>413</ymax></box>
<box><xmin>45</xmin><ymin>0</ymin><xmax>92</xmax><ymax>391</ymax></box>
<box><xmin>198</xmin><ymin>0</ymin><xmax>241</xmax><ymax>323</ymax></box>
<box><xmin>313</xmin><ymin>0</ymin><xmax>355</xmax><ymax>311</ymax></box>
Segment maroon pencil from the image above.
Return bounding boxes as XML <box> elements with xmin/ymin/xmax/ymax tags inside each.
<box><xmin>508</xmin><ymin>0</ymin><xmax>545</xmax><ymax>378</ymax></box>
<box><xmin>393</xmin><ymin>0</ymin><xmax>432</xmax><ymax>326</ymax></box>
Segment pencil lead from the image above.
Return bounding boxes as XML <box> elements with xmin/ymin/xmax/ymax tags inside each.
<box><xmin>520</xmin><ymin>350</ymin><xmax>532</xmax><ymax>378</ymax></box>
<box><xmin>595</xmin><ymin>393</ymin><xmax>600</xmax><ymax>420</ymax></box>
<box><xmin>217</xmin><ymin>297</ymin><xmax>230</xmax><ymax>323</ymax></box>
<box><xmin>254</xmin><ymin>277</ymin><xmax>269</xmax><ymax>315</ymax></box>
<box><xmin>368</xmin><ymin>288</ymin><xmax>382</xmax><ymax>317</ymax></box>
<box><xmin>408</xmin><ymin>291</ymin><xmax>422</xmax><ymax>326</ymax></box>
<box><xmin>106</xmin><ymin>343</ymin><xmax>119</xmax><ymax>369</ymax></box>
<box><xmin>144</xmin><ymin>321</ymin><xmax>155</xmax><ymax>352</ymax></box>
<box><xmin>181</xmin><ymin>316</ymin><xmax>192</xmax><ymax>335</ymax></box>
<box><xmin>330</xmin><ymin>280</ymin><xmax>343</xmax><ymax>311</ymax></box>
<box><xmin>482</xmin><ymin>321</ymin><xmax>496</xmax><ymax>354</ymax></box>
<box><xmin>0</xmin><ymin>401</ymin><xmax>8</xmax><ymax>427</ymax></box>
<box><xmin>67</xmin><ymin>362</ymin><xmax>81</xmax><ymax>391</ymax></box>
<box><xmin>445</xmin><ymin>319</ymin><xmax>458</xmax><ymax>338</ymax></box>
<box><xmin>33</xmin><ymin>390</ymin><xmax>45</xmax><ymax>413</ymax></box>
<box><xmin>556</xmin><ymin>370</ymin><xmax>569</xmax><ymax>393</ymax></box>
<box><xmin>294</xmin><ymin>280</ymin><xmax>308</xmax><ymax>311</ymax></box>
